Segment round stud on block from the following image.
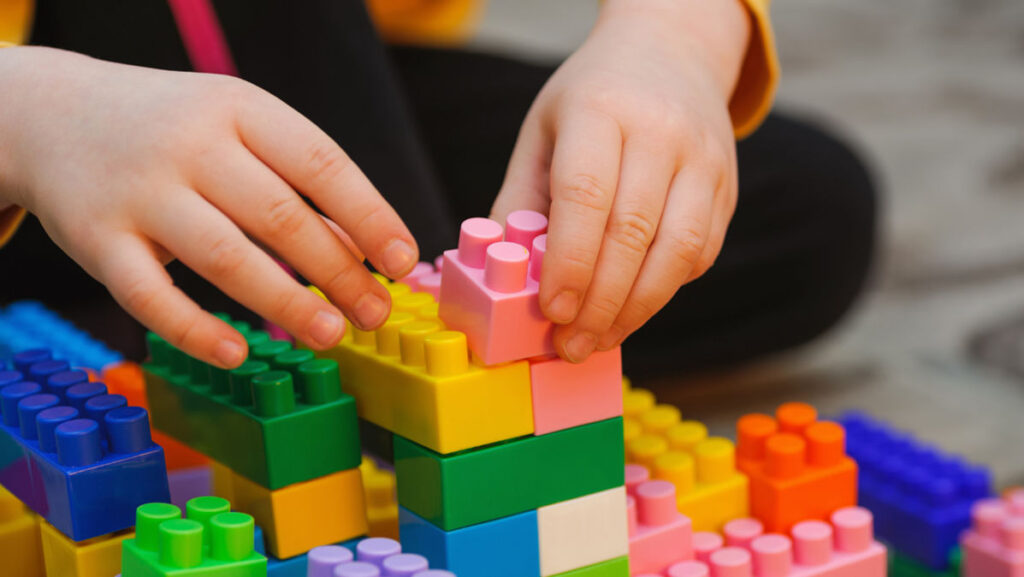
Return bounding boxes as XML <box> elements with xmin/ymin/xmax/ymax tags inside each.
<box><xmin>693</xmin><ymin>532</ymin><xmax>725</xmax><ymax>564</ymax></box>
<box><xmin>230</xmin><ymin>319</ymin><xmax>253</xmax><ymax>334</ymax></box>
<box><xmin>776</xmin><ymin>403</ymin><xmax>817</xmax><ymax>434</ymax></box>
<box><xmin>417</xmin><ymin>275</ymin><xmax>442</xmax><ymax>300</ymax></box>
<box><xmin>1002</xmin><ymin>517</ymin><xmax>1024</xmax><ymax>551</ymax></box>
<box><xmin>636</xmin><ymin>480</ymin><xmax>678</xmax><ymax>527</ymax></box>
<box><xmin>209</xmin><ymin>512</ymin><xmax>255</xmax><ymax>562</ymax></box>
<box><xmin>17</xmin><ymin>393</ymin><xmax>59</xmax><ymax>439</ymax></box>
<box><xmin>336</xmin><ymin>562</ymin><xmax>382</xmax><ymax>577</ymax></box>
<box><xmin>750</xmin><ymin>534</ymin><xmax>793</xmax><ymax>577</ymax></box>
<box><xmin>623</xmin><ymin>388</ymin><xmax>656</xmax><ymax>418</ymax></box>
<box><xmin>186</xmin><ymin>496</ymin><xmax>231</xmax><ymax>550</ymax></box>
<box><xmin>484</xmin><ymin>242</ymin><xmax>530</xmax><ymax>293</ymax></box>
<box><xmin>244</xmin><ymin>330</ymin><xmax>272</xmax><ymax>349</ymax></box>
<box><xmin>168</xmin><ymin>348</ymin><xmax>193</xmax><ymax>377</ymax></box>
<box><xmin>1007</xmin><ymin>489</ymin><xmax>1024</xmax><ymax>515</ymax></box>
<box><xmin>696</xmin><ymin>438</ymin><xmax>736</xmax><ymax>484</ymax></box>
<box><xmin>457</xmin><ymin>218</ymin><xmax>503</xmax><ymax>268</ymax></box>
<box><xmin>653</xmin><ymin>451</ymin><xmax>695</xmax><ymax>495</ymax></box>
<box><xmin>146</xmin><ymin>333</ymin><xmax>172</xmax><ymax>367</ymax></box>
<box><xmin>381</xmin><ymin>553</ymin><xmax>429</xmax><ymax>576</ymax></box>
<box><xmin>386</xmin><ymin>282</ymin><xmax>413</xmax><ymax>299</ymax></box>
<box><xmin>36</xmin><ymin>406</ymin><xmax>78</xmax><ymax>453</ymax></box>
<box><xmin>791</xmin><ymin>520</ymin><xmax>833</xmax><ymax>566</ymax></box>
<box><xmin>352</xmin><ymin>324</ymin><xmax>377</xmax><ymax>347</ymax></box>
<box><xmin>402</xmin><ymin>262</ymin><xmax>435</xmax><ymax>282</ymax></box>
<box><xmin>83</xmin><ymin>393</ymin><xmax>127</xmax><ymax>424</ymax></box>
<box><xmin>626</xmin><ymin>495</ymin><xmax>638</xmax><ymax>534</ymax></box>
<box><xmin>666</xmin><ymin>561</ymin><xmax>710</xmax><ymax>577</ymax></box>
<box><xmin>46</xmin><ymin>369</ymin><xmax>88</xmax><ymax>399</ymax></box>
<box><xmin>736</xmin><ymin>414</ymin><xmax>777</xmax><ymax>461</ymax></box>
<box><xmin>229</xmin><ymin>360</ymin><xmax>270</xmax><ymax>407</ymax></box>
<box><xmin>765</xmin><ymin>434</ymin><xmax>806</xmax><ymax>479</ymax></box>
<box><xmin>625</xmin><ymin>464</ymin><xmax>651</xmax><ymax>496</ymax></box>
<box><xmin>14</xmin><ymin>349</ymin><xmax>51</xmax><ymax>374</ymax></box>
<box><xmin>1</xmin><ymin>381</ymin><xmax>42</xmax><ymax>427</ymax></box>
<box><xmin>640</xmin><ymin>404</ymin><xmax>682</xmax><ymax>434</ymax></box>
<box><xmin>709</xmin><ymin>547</ymin><xmax>753</xmax><ymax>577</ymax></box>
<box><xmin>159</xmin><ymin>518</ymin><xmax>204</xmax><ymax>568</ymax></box>
<box><xmin>251</xmin><ymin>371</ymin><xmax>296</xmax><ymax>417</ymax></box>
<box><xmin>136</xmin><ymin>502</ymin><xmax>182</xmax><ymax>552</ymax></box>
<box><xmin>504</xmin><ymin>210</ymin><xmax>548</xmax><ymax>248</ymax></box>
<box><xmin>418</xmin><ymin>301</ymin><xmax>440</xmax><ymax>321</ymax></box>
<box><xmin>55</xmin><ymin>418</ymin><xmax>103</xmax><ymax>467</ymax></box>
<box><xmin>724</xmin><ymin>519</ymin><xmax>764</xmax><ymax>548</ymax></box>
<box><xmin>667</xmin><ymin>421</ymin><xmax>708</xmax><ymax>453</ymax></box>
<box><xmin>357</xmin><ymin>538</ymin><xmax>402</xmax><ymax>565</ymax></box>
<box><xmin>394</xmin><ymin>294</ymin><xmax>435</xmax><ymax>318</ymax></box>
<box><xmin>251</xmin><ymin>340</ymin><xmax>292</xmax><ymax>365</ymax></box>
<box><xmin>0</xmin><ymin>370</ymin><xmax>23</xmax><ymax>389</ymax></box>
<box><xmin>377</xmin><ymin>312</ymin><xmax>416</xmax><ymax>357</ymax></box>
<box><xmin>529</xmin><ymin>234</ymin><xmax>546</xmax><ymax>281</ymax></box>
<box><xmin>424</xmin><ymin>331</ymin><xmax>469</xmax><ymax>377</ymax></box>
<box><xmin>189</xmin><ymin>356</ymin><xmax>211</xmax><ymax>386</ymax></box>
<box><xmin>309</xmin><ymin>545</ymin><xmax>355</xmax><ymax>577</ymax></box>
<box><xmin>623</xmin><ymin>418</ymin><xmax>643</xmax><ymax>445</ymax></box>
<box><xmin>973</xmin><ymin>499</ymin><xmax>1010</xmax><ymax>538</ymax></box>
<box><xmin>628</xmin><ymin>435</ymin><xmax>669</xmax><ymax>469</ymax></box>
<box><xmin>831</xmin><ymin>507</ymin><xmax>873</xmax><ymax>553</ymax></box>
<box><xmin>273</xmin><ymin>349</ymin><xmax>315</xmax><ymax>380</ymax></box>
<box><xmin>399</xmin><ymin>321</ymin><xmax>442</xmax><ymax>367</ymax></box>
<box><xmin>28</xmin><ymin>359</ymin><xmax>69</xmax><ymax>386</ymax></box>
<box><xmin>106</xmin><ymin>406</ymin><xmax>153</xmax><ymax>454</ymax></box>
<box><xmin>64</xmin><ymin>382</ymin><xmax>107</xmax><ymax>412</ymax></box>
<box><xmin>298</xmin><ymin>359</ymin><xmax>342</xmax><ymax>405</ymax></box>
<box><xmin>806</xmin><ymin>422</ymin><xmax>845</xmax><ymax>467</ymax></box>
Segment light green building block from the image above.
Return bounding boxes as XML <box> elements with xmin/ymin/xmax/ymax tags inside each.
<box><xmin>552</xmin><ymin>556</ymin><xmax>630</xmax><ymax>577</ymax></box>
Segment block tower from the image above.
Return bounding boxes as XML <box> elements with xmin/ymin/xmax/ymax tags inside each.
<box><xmin>316</xmin><ymin>210</ymin><xmax>629</xmax><ymax>577</ymax></box>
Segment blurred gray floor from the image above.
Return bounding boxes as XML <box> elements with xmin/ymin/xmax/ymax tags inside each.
<box><xmin>473</xmin><ymin>0</ymin><xmax>1024</xmax><ymax>486</ymax></box>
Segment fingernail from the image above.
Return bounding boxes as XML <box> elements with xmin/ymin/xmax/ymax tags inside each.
<box><xmin>598</xmin><ymin>326</ymin><xmax>625</xmax><ymax>350</ymax></box>
<box><xmin>214</xmin><ymin>339</ymin><xmax>246</xmax><ymax>368</ymax></box>
<box><xmin>381</xmin><ymin>239</ymin><xmax>416</xmax><ymax>279</ymax></box>
<box><xmin>353</xmin><ymin>293</ymin><xmax>389</xmax><ymax>330</ymax></box>
<box><xmin>548</xmin><ymin>290</ymin><xmax>580</xmax><ymax>324</ymax></box>
<box><xmin>564</xmin><ymin>331</ymin><xmax>597</xmax><ymax>363</ymax></box>
<box><xmin>308</xmin><ymin>310</ymin><xmax>344</xmax><ymax>348</ymax></box>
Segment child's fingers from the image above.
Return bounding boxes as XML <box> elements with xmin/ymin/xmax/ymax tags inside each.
<box><xmin>320</xmin><ymin>215</ymin><xmax>365</xmax><ymax>262</ymax></box>
<box><xmin>553</xmin><ymin>137</ymin><xmax>673</xmax><ymax>362</ymax></box>
<box><xmin>139</xmin><ymin>188</ymin><xmax>354</xmax><ymax>350</ymax></box>
<box><xmin>490</xmin><ymin>112</ymin><xmax>553</xmax><ymax>224</ymax></box>
<box><xmin>236</xmin><ymin>91</ymin><xmax>418</xmax><ymax>280</ymax></box>
<box><xmin>195</xmin><ymin>147</ymin><xmax>389</xmax><ymax>330</ymax></box>
<box><xmin>99</xmin><ymin>234</ymin><xmax>248</xmax><ymax>369</ymax></box>
<box><xmin>541</xmin><ymin>111</ymin><xmax>622</xmax><ymax>326</ymax></box>
<box><xmin>686</xmin><ymin>163</ymin><xmax>737</xmax><ymax>283</ymax></box>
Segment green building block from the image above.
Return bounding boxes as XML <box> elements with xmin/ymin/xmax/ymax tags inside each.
<box><xmin>395</xmin><ymin>417</ymin><xmax>625</xmax><ymax>530</ymax></box>
<box><xmin>143</xmin><ymin>327</ymin><xmax>361</xmax><ymax>489</ymax></box>
<box><xmin>122</xmin><ymin>497</ymin><xmax>267</xmax><ymax>577</ymax></box>
<box><xmin>552</xmin><ymin>557</ymin><xmax>630</xmax><ymax>577</ymax></box>
<box><xmin>890</xmin><ymin>548</ymin><xmax>961</xmax><ymax>577</ymax></box>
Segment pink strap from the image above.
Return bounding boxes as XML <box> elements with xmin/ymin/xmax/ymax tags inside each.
<box><xmin>166</xmin><ymin>0</ymin><xmax>237</xmax><ymax>75</ymax></box>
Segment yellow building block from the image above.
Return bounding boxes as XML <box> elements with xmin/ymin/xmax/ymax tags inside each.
<box><xmin>360</xmin><ymin>459</ymin><xmax>399</xmax><ymax>540</ymax></box>
<box><xmin>39</xmin><ymin>521</ymin><xmax>131</xmax><ymax>577</ymax></box>
<box><xmin>225</xmin><ymin>466</ymin><xmax>368</xmax><ymax>559</ymax></box>
<box><xmin>313</xmin><ymin>285</ymin><xmax>534</xmax><ymax>454</ymax></box>
<box><xmin>0</xmin><ymin>486</ymin><xmax>44</xmax><ymax>577</ymax></box>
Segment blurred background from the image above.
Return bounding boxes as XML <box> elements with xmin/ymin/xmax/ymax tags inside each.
<box><xmin>471</xmin><ymin>0</ymin><xmax>1024</xmax><ymax>485</ymax></box>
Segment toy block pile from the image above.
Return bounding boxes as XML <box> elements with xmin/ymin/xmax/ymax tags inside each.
<box><xmin>0</xmin><ymin>301</ymin><xmax>123</xmax><ymax>371</ymax></box>
<box><xmin>960</xmin><ymin>489</ymin><xmax>1024</xmax><ymax>577</ymax></box>
<box><xmin>835</xmin><ymin>411</ymin><xmax>992</xmax><ymax>576</ymax></box>
<box><xmin>303</xmin><ymin>538</ymin><xmax>454</xmax><ymax>576</ymax></box>
<box><xmin>313</xmin><ymin>210</ymin><xmax>629</xmax><ymax>577</ymax></box>
<box><xmin>1</xmin><ymin>484</ymin><xmax>45</xmax><ymax>577</ymax></box>
<box><xmin>141</xmin><ymin>323</ymin><xmax>368</xmax><ymax>567</ymax></box>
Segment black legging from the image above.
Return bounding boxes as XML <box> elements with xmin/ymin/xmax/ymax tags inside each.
<box><xmin>3</xmin><ymin>0</ymin><xmax>878</xmax><ymax>377</ymax></box>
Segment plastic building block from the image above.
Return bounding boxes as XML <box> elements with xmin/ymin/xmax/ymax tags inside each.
<box><xmin>315</xmin><ymin>284</ymin><xmax>534</xmax><ymax>454</ymax></box>
<box><xmin>0</xmin><ymin>364</ymin><xmax>170</xmax><ymax>541</ymax></box>
<box><xmin>401</xmin><ymin>261</ymin><xmax>444</xmax><ymax>300</ymax></box>
<box><xmin>220</xmin><ymin>465</ymin><xmax>367</xmax><ymax>559</ymax></box>
<box><xmin>305</xmin><ymin>538</ymin><xmax>451</xmax><ymax>577</ymax></box>
<box><xmin>253</xmin><ymin>529</ymin><xmax>359</xmax><ymax>577</ymax></box>
<box><xmin>395</xmin><ymin>417</ymin><xmax>625</xmax><ymax>530</ymax></box>
<box><xmin>671</xmin><ymin>507</ymin><xmax>887</xmax><ymax>577</ymax></box>
<box><xmin>143</xmin><ymin>329</ymin><xmax>361</xmax><ymax>489</ymax></box>
<box><xmin>537</xmin><ymin>486</ymin><xmax>629</xmax><ymax>576</ymax></box>
<box><xmin>168</xmin><ymin>466</ymin><xmax>213</xmax><ymax>511</ymax></box>
<box><xmin>400</xmin><ymin>507</ymin><xmax>541</xmax><ymax>577</ymax></box>
<box><xmin>961</xmin><ymin>490</ymin><xmax>1024</xmax><ymax>577</ymax></box>
<box><xmin>39</xmin><ymin>519</ymin><xmax>131</xmax><ymax>577</ymax></box>
<box><xmin>736</xmin><ymin>403</ymin><xmax>857</xmax><ymax>532</ymax></box>
<box><xmin>550</xmin><ymin>556</ymin><xmax>629</xmax><ymax>577</ymax></box>
<box><xmin>530</xmin><ymin>347</ymin><xmax>623</xmax><ymax>436</ymax></box>
<box><xmin>121</xmin><ymin>497</ymin><xmax>266</xmax><ymax>577</ymax></box>
<box><xmin>438</xmin><ymin>211</ymin><xmax>555</xmax><ymax>364</ymax></box>
<box><xmin>103</xmin><ymin>362</ymin><xmax>209</xmax><ymax>470</ymax></box>
<box><xmin>836</xmin><ymin>410</ymin><xmax>992</xmax><ymax>569</ymax></box>
<box><xmin>0</xmin><ymin>301</ymin><xmax>123</xmax><ymax>370</ymax></box>
<box><xmin>891</xmin><ymin>549</ymin><xmax>961</xmax><ymax>577</ymax></box>
<box><xmin>361</xmin><ymin>458</ymin><xmax>400</xmax><ymax>540</ymax></box>
<box><xmin>0</xmin><ymin>484</ymin><xmax>44</xmax><ymax>577</ymax></box>
<box><xmin>626</xmin><ymin>478</ymin><xmax>694</xmax><ymax>575</ymax></box>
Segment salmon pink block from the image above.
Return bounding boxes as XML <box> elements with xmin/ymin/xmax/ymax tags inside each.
<box><xmin>962</xmin><ymin>491</ymin><xmax>1024</xmax><ymax>577</ymax></box>
<box><xmin>530</xmin><ymin>347</ymin><xmax>623</xmax><ymax>435</ymax></box>
<box><xmin>627</xmin><ymin>479</ymin><xmax>694</xmax><ymax>575</ymax></box>
<box><xmin>439</xmin><ymin>212</ymin><xmax>555</xmax><ymax>365</ymax></box>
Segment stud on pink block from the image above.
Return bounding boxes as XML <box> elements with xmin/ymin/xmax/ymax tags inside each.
<box><xmin>628</xmin><ymin>479</ymin><xmax>694</xmax><ymax>575</ymax></box>
<box><xmin>792</xmin><ymin>521</ymin><xmax>832</xmax><ymax>566</ymax></box>
<box><xmin>709</xmin><ymin>547</ymin><xmax>752</xmax><ymax>577</ymax></box>
<box><xmin>693</xmin><ymin>532</ymin><xmax>724</xmax><ymax>564</ymax></box>
<box><xmin>625</xmin><ymin>464</ymin><xmax>650</xmax><ymax>496</ymax></box>
<box><xmin>963</xmin><ymin>494</ymin><xmax>1024</xmax><ymax>576</ymax></box>
<box><xmin>458</xmin><ymin>218</ymin><xmax>504</xmax><ymax>268</ymax></box>
<box><xmin>529</xmin><ymin>347</ymin><xmax>622</xmax><ymax>435</ymax></box>
<box><xmin>402</xmin><ymin>262</ymin><xmax>436</xmax><ymax>285</ymax></box>
<box><xmin>830</xmin><ymin>507</ymin><xmax>873</xmax><ymax>553</ymax></box>
<box><xmin>416</xmin><ymin>273</ymin><xmax>442</xmax><ymax>300</ymax></box>
<box><xmin>667</xmin><ymin>561</ymin><xmax>710</xmax><ymax>577</ymax></box>
<box><xmin>484</xmin><ymin>242</ymin><xmax>529</xmax><ymax>293</ymax></box>
<box><xmin>505</xmin><ymin>210</ymin><xmax>548</xmax><ymax>248</ymax></box>
<box><xmin>530</xmin><ymin>235</ymin><xmax>546</xmax><ymax>282</ymax></box>
<box><xmin>724</xmin><ymin>519</ymin><xmax>764</xmax><ymax>548</ymax></box>
<box><xmin>750</xmin><ymin>534</ymin><xmax>792</xmax><ymax>577</ymax></box>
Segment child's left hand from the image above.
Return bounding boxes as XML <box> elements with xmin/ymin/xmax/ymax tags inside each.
<box><xmin>490</xmin><ymin>0</ymin><xmax>751</xmax><ymax>363</ymax></box>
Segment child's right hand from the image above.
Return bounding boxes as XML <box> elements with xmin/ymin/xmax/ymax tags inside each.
<box><xmin>0</xmin><ymin>48</ymin><xmax>419</xmax><ymax>368</ymax></box>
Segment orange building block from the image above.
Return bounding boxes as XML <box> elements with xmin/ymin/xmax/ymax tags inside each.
<box><xmin>0</xmin><ymin>486</ymin><xmax>44</xmax><ymax>577</ymax></box>
<box><xmin>39</xmin><ymin>521</ymin><xmax>131</xmax><ymax>577</ymax></box>
<box><xmin>736</xmin><ymin>402</ymin><xmax>857</xmax><ymax>532</ymax></box>
<box><xmin>360</xmin><ymin>459</ymin><xmax>399</xmax><ymax>540</ymax></box>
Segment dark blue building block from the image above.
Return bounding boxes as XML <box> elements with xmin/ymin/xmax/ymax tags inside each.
<box><xmin>836</xmin><ymin>411</ymin><xmax>992</xmax><ymax>570</ymax></box>
<box><xmin>0</xmin><ymin>358</ymin><xmax>169</xmax><ymax>541</ymax></box>
<box><xmin>0</xmin><ymin>301</ymin><xmax>123</xmax><ymax>370</ymax></box>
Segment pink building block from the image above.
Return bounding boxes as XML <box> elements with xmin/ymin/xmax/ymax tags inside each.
<box><xmin>401</xmin><ymin>262</ymin><xmax>444</xmax><ymax>300</ymax></box>
<box><xmin>627</xmin><ymin>479</ymin><xmax>694</xmax><ymax>575</ymax></box>
<box><xmin>529</xmin><ymin>347</ymin><xmax>623</xmax><ymax>435</ymax></box>
<box><xmin>438</xmin><ymin>211</ymin><xmax>555</xmax><ymax>365</ymax></box>
<box><xmin>668</xmin><ymin>507</ymin><xmax>886</xmax><ymax>577</ymax></box>
<box><xmin>962</xmin><ymin>491</ymin><xmax>1024</xmax><ymax>577</ymax></box>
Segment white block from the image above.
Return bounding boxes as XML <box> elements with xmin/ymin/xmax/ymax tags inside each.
<box><xmin>537</xmin><ymin>486</ymin><xmax>629</xmax><ymax>576</ymax></box>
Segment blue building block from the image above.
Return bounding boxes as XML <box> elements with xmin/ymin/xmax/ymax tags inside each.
<box><xmin>400</xmin><ymin>506</ymin><xmax>540</xmax><ymax>577</ymax></box>
<box><xmin>0</xmin><ymin>301</ymin><xmax>123</xmax><ymax>371</ymax></box>
<box><xmin>836</xmin><ymin>411</ymin><xmax>992</xmax><ymax>570</ymax></box>
<box><xmin>254</xmin><ymin>526</ymin><xmax>365</xmax><ymax>577</ymax></box>
<box><xmin>0</xmin><ymin>359</ymin><xmax>169</xmax><ymax>541</ymax></box>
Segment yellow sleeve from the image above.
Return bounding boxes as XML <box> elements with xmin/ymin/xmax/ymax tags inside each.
<box><xmin>732</xmin><ymin>0</ymin><xmax>779</xmax><ymax>139</ymax></box>
<box><xmin>0</xmin><ymin>0</ymin><xmax>33</xmax><ymax>247</ymax></box>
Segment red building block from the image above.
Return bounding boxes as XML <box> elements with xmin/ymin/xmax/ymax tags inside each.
<box><xmin>961</xmin><ymin>490</ymin><xmax>1024</xmax><ymax>577</ymax></box>
<box><xmin>529</xmin><ymin>347</ymin><xmax>623</xmax><ymax>435</ymax></box>
<box><xmin>736</xmin><ymin>403</ymin><xmax>857</xmax><ymax>532</ymax></box>
<box><xmin>627</xmin><ymin>478</ymin><xmax>693</xmax><ymax>575</ymax></box>
<box><xmin>438</xmin><ymin>211</ymin><xmax>555</xmax><ymax>365</ymax></box>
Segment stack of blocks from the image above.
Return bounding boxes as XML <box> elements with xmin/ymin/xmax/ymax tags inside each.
<box><xmin>1</xmin><ymin>483</ymin><xmax>45</xmax><ymax>577</ymax></box>
<box><xmin>961</xmin><ymin>489</ymin><xmax>1024</xmax><ymax>577</ymax></box>
<box><xmin>0</xmin><ymin>347</ymin><xmax>171</xmax><ymax>577</ymax></box>
<box><xmin>141</xmin><ymin>323</ymin><xmax>368</xmax><ymax>568</ymax></box>
<box><xmin>0</xmin><ymin>301</ymin><xmax>123</xmax><ymax>371</ymax></box>
<box><xmin>315</xmin><ymin>211</ymin><xmax>629</xmax><ymax>577</ymax></box>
